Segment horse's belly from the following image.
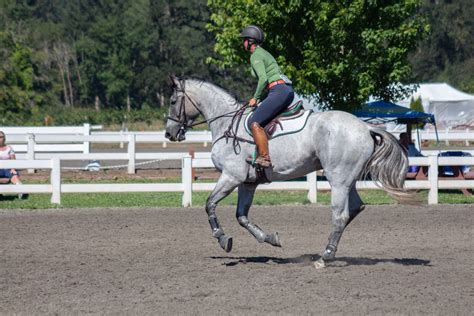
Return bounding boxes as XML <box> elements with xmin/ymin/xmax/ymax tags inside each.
<box><xmin>269</xmin><ymin>157</ymin><xmax>321</xmax><ymax>181</ymax></box>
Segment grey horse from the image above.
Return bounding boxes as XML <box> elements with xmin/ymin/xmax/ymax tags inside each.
<box><xmin>165</xmin><ymin>76</ymin><xmax>409</xmax><ymax>268</ymax></box>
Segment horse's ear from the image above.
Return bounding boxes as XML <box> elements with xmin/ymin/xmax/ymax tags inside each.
<box><xmin>169</xmin><ymin>75</ymin><xmax>179</xmax><ymax>87</ymax></box>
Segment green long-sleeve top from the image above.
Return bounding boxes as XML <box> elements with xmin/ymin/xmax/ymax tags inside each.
<box><xmin>250</xmin><ymin>46</ymin><xmax>284</xmax><ymax>101</ymax></box>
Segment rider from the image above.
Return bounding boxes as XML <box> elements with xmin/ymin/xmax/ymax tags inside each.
<box><xmin>240</xmin><ymin>25</ymin><xmax>295</xmax><ymax>167</ymax></box>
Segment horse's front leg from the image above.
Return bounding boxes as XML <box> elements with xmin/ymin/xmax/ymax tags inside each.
<box><xmin>206</xmin><ymin>172</ymin><xmax>240</xmax><ymax>252</ymax></box>
<box><xmin>236</xmin><ymin>183</ymin><xmax>281</xmax><ymax>247</ymax></box>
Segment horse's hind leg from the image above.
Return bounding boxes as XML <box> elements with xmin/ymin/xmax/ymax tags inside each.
<box><xmin>206</xmin><ymin>172</ymin><xmax>240</xmax><ymax>252</ymax></box>
<box><xmin>315</xmin><ymin>185</ymin><xmax>366</xmax><ymax>270</ymax></box>
<box><xmin>347</xmin><ymin>186</ymin><xmax>365</xmax><ymax>227</ymax></box>
<box><xmin>314</xmin><ymin>183</ymin><xmax>353</xmax><ymax>269</ymax></box>
<box><xmin>236</xmin><ymin>183</ymin><xmax>281</xmax><ymax>247</ymax></box>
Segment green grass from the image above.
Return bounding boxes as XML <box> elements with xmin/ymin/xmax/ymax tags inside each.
<box><xmin>0</xmin><ymin>189</ymin><xmax>472</xmax><ymax>209</ymax></box>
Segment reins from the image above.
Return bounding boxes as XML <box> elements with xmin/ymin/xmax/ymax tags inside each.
<box><xmin>219</xmin><ymin>104</ymin><xmax>252</xmax><ymax>154</ymax></box>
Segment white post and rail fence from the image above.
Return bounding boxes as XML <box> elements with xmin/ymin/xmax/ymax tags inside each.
<box><xmin>4</xmin><ymin>128</ymin><xmax>474</xmax><ymax>158</ymax></box>
<box><xmin>1</xmin><ymin>156</ymin><xmax>472</xmax><ymax>206</ymax></box>
<box><xmin>4</xmin><ymin>131</ymin><xmax>474</xmax><ymax>176</ymax></box>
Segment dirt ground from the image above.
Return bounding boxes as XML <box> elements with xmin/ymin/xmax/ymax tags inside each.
<box><xmin>1</xmin><ymin>204</ymin><xmax>473</xmax><ymax>315</ymax></box>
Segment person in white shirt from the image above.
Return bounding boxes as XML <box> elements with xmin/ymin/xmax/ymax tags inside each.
<box><xmin>0</xmin><ymin>131</ymin><xmax>27</xmax><ymax>199</ymax></box>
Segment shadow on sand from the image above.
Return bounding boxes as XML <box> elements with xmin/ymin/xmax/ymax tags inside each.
<box><xmin>211</xmin><ymin>254</ymin><xmax>431</xmax><ymax>267</ymax></box>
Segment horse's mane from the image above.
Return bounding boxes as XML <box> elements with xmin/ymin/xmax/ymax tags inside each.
<box><xmin>182</xmin><ymin>76</ymin><xmax>243</xmax><ymax>106</ymax></box>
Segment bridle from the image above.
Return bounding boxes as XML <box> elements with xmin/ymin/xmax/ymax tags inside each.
<box><xmin>167</xmin><ymin>79</ymin><xmax>251</xmax><ymax>151</ymax></box>
<box><xmin>166</xmin><ymin>79</ymin><xmax>205</xmax><ymax>138</ymax></box>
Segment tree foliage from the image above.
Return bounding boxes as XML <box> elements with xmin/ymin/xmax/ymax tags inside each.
<box><xmin>409</xmin><ymin>96</ymin><xmax>425</xmax><ymax>128</ymax></box>
<box><xmin>0</xmin><ymin>0</ymin><xmax>253</xmax><ymax>118</ymax></box>
<box><xmin>409</xmin><ymin>0</ymin><xmax>474</xmax><ymax>93</ymax></box>
<box><xmin>0</xmin><ymin>30</ymin><xmax>49</xmax><ymax>123</ymax></box>
<box><xmin>0</xmin><ymin>0</ymin><xmax>472</xmax><ymax>122</ymax></box>
<box><xmin>208</xmin><ymin>0</ymin><xmax>428</xmax><ymax>110</ymax></box>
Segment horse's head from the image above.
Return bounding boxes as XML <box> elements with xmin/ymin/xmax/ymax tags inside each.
<box><xmin>165</xmin><ymin>76</ymin><xmax>202</xmax><ymax>142</ymax></box>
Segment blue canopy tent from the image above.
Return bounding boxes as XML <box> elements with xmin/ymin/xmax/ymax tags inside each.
<box><xmin>353</xmin><ymin>100</ymin><xmax>439</xmax><ymax>146</ymax></box>
<box><xmin>353</xmin><ymin>100</ymin><xmax>435</xmax><ymax>125</ymax></box>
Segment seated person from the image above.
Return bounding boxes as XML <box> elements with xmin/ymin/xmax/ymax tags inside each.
<box><xmin>0</xmin><ymin>131</ymin><xmax>27</xmax><ymax>199</ymax></box>
<box><xmin>399</xmin><ymin>132</ymin><xmax>425</xmax><ymax>174</ymax></box>
<box><xmin>399</xmin><ymin>132</ymin><xmax>424</xmax><ymax>157</ymax></box>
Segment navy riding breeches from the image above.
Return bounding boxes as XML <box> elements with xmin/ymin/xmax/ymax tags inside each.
<box><xmin>248</xmin><ymin>83</ymin><xmax>294</xmax><ymax>127</ymax></box>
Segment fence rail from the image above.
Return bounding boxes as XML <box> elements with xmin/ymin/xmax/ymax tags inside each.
<box><xmin>4</xmin><ymin>128</ymin><xmax>474</xmax><ymax>154</ymax></box>
<box><xmin>1</xmin><ymin>156</ymin><xmax>473</xmax><ymax>206</ymax></box>
<box><xmin>3</xmin><ymin>124</ymin><xmax>102</xmax><ymax>154</ymax></box>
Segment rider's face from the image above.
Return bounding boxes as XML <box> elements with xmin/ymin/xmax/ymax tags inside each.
<box><xmin>243</xmin><ymin>39</ymin><xmax>249</xmax><ymax>51</ymax></box>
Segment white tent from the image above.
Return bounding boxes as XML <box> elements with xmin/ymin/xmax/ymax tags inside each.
<box><xmin>398</xmin><ymin>83</ymin><xmax>474</xmax><ymax>129</ymax></box>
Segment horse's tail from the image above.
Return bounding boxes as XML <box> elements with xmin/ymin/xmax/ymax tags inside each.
<box><xmin>362</xmin><ymin>128</ymin><xmax>415</xmax><ymax>202</ymax></box>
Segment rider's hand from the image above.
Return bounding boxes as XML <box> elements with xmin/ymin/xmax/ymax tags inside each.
<box><xmin>248</xmin><ymin>98</ymin><xmax>258</xmax><ymax>107</ymax></box>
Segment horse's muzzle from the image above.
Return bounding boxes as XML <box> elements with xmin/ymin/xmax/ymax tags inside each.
<box><xmin>165</xmin><ymin>129</ymin><xmax>186</xmax><ymax>142</ymax></box>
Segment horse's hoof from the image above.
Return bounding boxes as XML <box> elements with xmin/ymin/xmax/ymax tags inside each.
<box><xmin>218</xmin><ymin>235</ymin><xmax>233</xmax><ymax>253</ymax></box>
<box><xmin>322</xmin><ymin>245</ymin><xmax>337</xmax><ymax>261</ymax></box>
<box><xmin>322</xmin><ymin>252</ymin><xmax>335</xmax><ymax>261</ymax></box>
<box><xmin>265</xmin><ymin>232</ymin><xmax>282</xmax><ymax>247</ymax></box>
<box><xmin>314</xmin><ymin>259</ymin><xmax>326</xmax><ymax>269</ymax></box>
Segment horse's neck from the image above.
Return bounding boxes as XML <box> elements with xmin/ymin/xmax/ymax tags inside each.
<box><xmin>189</xmin><ymin>82</ymin><xmax>241</xmax><ymax>141</ymax></box>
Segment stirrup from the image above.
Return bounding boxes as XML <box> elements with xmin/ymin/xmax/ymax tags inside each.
<box><xmin>245</xmin><ymin>152</ymin><xmax>272</xmax><ymax>168</ymax></box>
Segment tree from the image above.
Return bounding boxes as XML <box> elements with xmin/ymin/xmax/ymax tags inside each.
<box><xmin>0</xmin><ymin>30</ymin><xmax>44</xmax><ymax>122</ymax></box>
<box><xmin>410</xmin><ymin>96</ymin><xmax>425</xmax><ymax>128</ymax></box>
<box><xmin>0</xmin><ymin>0</ymin><xmax>265</xmax><ymax>116</ymax></box>
<box><xmin>149</xmin><ymin>0</ymin><xmax>218</xmax><ymax>105</ymax></box>
<box><xmin>409</xmin><ymin>0</ymin><xmax>474</xmax><ymax>93</ymax></box>
<box><xmin>208</xmin><ymin>0</ymin><xmax>428</xmax><ymax>111</ymax></box>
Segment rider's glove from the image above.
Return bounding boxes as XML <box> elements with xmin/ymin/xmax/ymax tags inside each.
<box><xmin>248</xmin><ymin>98</ymin><xmax>258</xmax><ymax>107</ymax></box>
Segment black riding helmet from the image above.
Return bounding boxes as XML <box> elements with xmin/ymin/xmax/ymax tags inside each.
<box><xmin>239</xmin><ymin>25</ymin><xmax>264</xmax><ymax>44</ymax></box>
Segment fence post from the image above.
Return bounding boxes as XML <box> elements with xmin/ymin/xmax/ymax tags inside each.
<box><xmin>127</xmin><ymin>134</ymin><xmax>136</xmax><ymax>174</ymax></box>
<box><xmin>51</xmin><ymin>158</ymin><xmax>61</xmax><ymax>204</ymax></box>
<box><xmin>27</xmin><ymin>134</ymin><xmax>35</xmax><ymax>174</ymax></box>
<box><xmin>182</xmin><ymin>155</ymin><xmax>192</xmax><ymax>207</ymax></box>
<box><xmin>465</xmin><ymin>128</ymin><xmax>470</xmax><ymax>146</ymax></box>
<box><xmin>413</xmin><ymin>130</ymin><xmax>421</xmax><ymax>151</ymax></box>
<box><xmin>307</xmin><ymin>171</ymin><xmax>317</xmax><ymax>203</ymax></box>
<box><xmin>188</xmin><ymin>146</ymin><xmax>196</xmax><ymax>180</ymax></box>
<box><xmin>83</xmin><ymin>123</ymin><xmax>91</xmax><ymax>154</ymax></box>
<box><xmin>428</xmin><ymin>155</ymin><xmax>438</xmax><ymax>205</ymax></box>
<box><xmin>203</xmin><ymin>131</ymin><xmax>209</xmax><ymax>148</ymax></box>
<box><xmin>444</xmin><ymin>128</ymin><xmax>450</xmax><ymax>146</ymax></box>
<box><xmin>120</xmin><ymin>128</ymin><xmax>126</xmax><ymax>149</ymax></box>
